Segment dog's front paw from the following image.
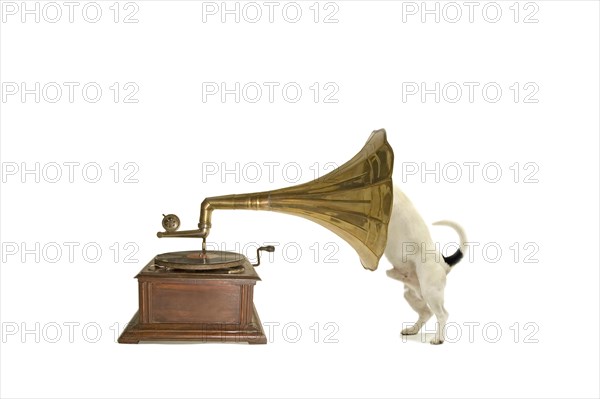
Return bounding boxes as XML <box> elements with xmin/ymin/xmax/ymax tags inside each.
<box><xmin>401</xmin><ymin>325</ymin><xmax>420</xmax><ymax>336</ymax></box>
<box><xmin>429</xmin><ymin>338</ymin><xmax>444</xmax><ymax>345</ymax></box>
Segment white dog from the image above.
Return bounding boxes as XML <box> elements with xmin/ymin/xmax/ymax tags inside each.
<box><xmin>384</xmin><ymin>186</ymin><xmax>467</xmax><ymax>345</ymax></box>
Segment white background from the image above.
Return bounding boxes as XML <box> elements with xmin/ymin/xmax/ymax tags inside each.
<box><xmin>1</xmin><ymin>1</ymin><xmax>598</xmax><ymax>398</ymax></box>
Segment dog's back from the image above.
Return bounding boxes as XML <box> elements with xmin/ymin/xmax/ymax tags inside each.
<box><xmin>384</xmin><ymin>186</ymin><xmax>435</xmax><ymax>266</ymax></box>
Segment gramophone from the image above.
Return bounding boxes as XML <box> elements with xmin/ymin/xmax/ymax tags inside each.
<box><xmin>118</xmin><ymin>129</ymin><xmax>394</xmax><ymax>344</ymax></box>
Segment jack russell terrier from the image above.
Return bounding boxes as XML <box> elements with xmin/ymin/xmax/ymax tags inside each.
<box><xmin>384</xmin><ymin>186</ymin><xmax>467</xmax><ymax>345</ymax></box>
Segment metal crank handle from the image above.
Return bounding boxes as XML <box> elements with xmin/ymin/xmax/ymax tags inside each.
<box><xmin>252</xmin><ymin>246</ymin><xmax>275</xmax><ymax>267</ymax></box>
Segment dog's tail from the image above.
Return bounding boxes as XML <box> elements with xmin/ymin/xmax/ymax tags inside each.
<box><xmin>433</xmin><ymin>220</ymin><xmax>467</xmax><ymax>267</ymax></box>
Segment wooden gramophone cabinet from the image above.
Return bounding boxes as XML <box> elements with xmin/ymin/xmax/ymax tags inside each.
<box><xmin>118</xmin><ymin>258</ymin><xmax>267</xmax><ymax>344</ymax></box>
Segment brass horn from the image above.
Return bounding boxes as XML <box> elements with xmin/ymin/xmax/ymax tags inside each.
<box><xmin>158</xmin><ymin>129</ymin><xmax>394</xmax><ymax>271</ymax></box>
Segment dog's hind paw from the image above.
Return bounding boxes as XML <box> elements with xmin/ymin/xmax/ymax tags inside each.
<box><xmin>400</xmin><ymin>326</ymin><xmax>420</xmax><ymax>336</ymax></box>
<box><xmin>429</xmin><ymin>338</ymin><xmax>444</xmax><ymax>345</ymax></box>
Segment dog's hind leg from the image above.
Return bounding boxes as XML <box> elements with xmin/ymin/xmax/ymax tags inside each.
<box><xmin>400</xmin><ymin>286</ymin><xmax>433</xmax><ymax>336</ymax></box>
<box><xmin>419</xmin><ymin>265</ymin><xmax>449</xmax><ymax>345</ymax></box>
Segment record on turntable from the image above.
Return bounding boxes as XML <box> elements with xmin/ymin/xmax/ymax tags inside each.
<box><xmin>154</xmin><ymin>250</ymin><xmax>246</xmax><ymax>273</ymax></box>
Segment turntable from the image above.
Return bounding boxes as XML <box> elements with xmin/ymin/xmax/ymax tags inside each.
<box><xmin>155</xmin><ymin>249</ymin><xmax>246</xmax><ymax>272</ymax></box>
<box><xmin>118</xmin><ymin>129</ymin><xmax>394</xmax><ymax>344</ymax></box>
